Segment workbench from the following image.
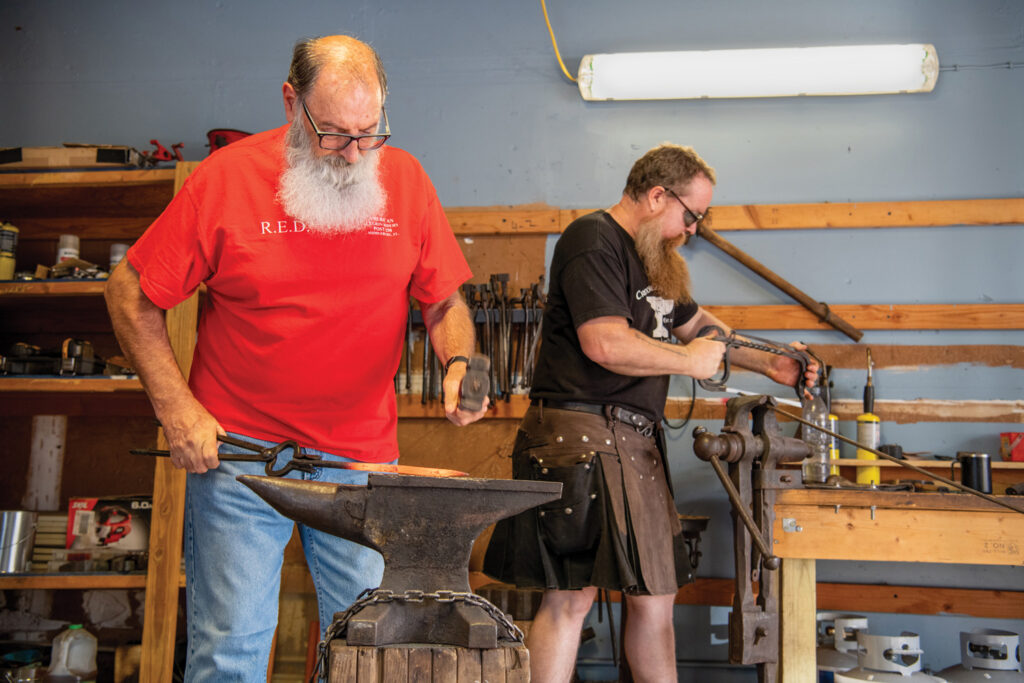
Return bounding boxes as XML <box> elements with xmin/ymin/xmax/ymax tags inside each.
<box><xmin>770</xmin><ymin>488</ymin><xmax>1024</xmax><ymax>681</ymax></box>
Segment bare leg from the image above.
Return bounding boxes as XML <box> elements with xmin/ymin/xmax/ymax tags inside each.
<box><xmin>525</xmin><ymin>587</ymin><xmax>598</xmax><ymax>683</ymax></box>
<box><xmin>623</xmin><ymin>593</ymin><xmax>677</xmax><ymax>683</ymax></box>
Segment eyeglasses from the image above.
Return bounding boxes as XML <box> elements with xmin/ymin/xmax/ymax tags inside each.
<box><xmin>663</xmin><ymin>187</ymin><xmax>706</xmax><ymax>227</ymax></box>
<box><xmin>301</xmin><ymin>101</ymin><xmax>391</xmax><ymax>151</ymax></box>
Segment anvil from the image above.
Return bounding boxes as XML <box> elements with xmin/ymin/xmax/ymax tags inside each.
<box><xmin>238</xmin><ymin>472</ymin><xmax>561</xmax><ymax>649</ymax></box>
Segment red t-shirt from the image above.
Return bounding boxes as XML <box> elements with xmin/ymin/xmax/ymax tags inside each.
<box><xmin>128</xmin><ymin>126</ymin><xmax>472</xmax><ymax>462</ymax></box>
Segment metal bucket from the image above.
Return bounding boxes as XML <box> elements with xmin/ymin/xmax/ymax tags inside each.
<box><xmin>0</xmin><ymin>511</ymin><xmax>38</xmax><ymax>573</ymax></box>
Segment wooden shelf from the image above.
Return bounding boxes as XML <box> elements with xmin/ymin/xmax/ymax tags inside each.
<box><xmin>0</xmin><ymin>280</ymin><xmax>107</xmax><ymax>297</ymax></box>
<box><xmin>0</xmin><ymin>571</ymin><xmax>185</xmax><ymax>590</ymax></box>
<box><xmin>0</xmin><ymin>168</ymin><xmax>176</xmax><ymax>189</ymax></box>
<box><xmin>0</xmin><ymin>377</ymin><xmax>143</xmax><ymax>392</ymax></box>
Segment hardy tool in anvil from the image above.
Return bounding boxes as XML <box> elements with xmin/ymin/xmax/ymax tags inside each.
<box><xmin>237</xmin><ymin>472</ymin><xmax>562</xmax><ymax>652</ymax></box>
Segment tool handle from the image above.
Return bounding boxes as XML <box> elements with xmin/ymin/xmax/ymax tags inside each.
<box><xmin>863</xmin><ymin>383</ymin><xmax>874</xmax><ymax>414</ymax></box>
<box><xmin>694</xmin><ymin>325</ymin><xmax>731</xmax><ymax>392</ymax></box>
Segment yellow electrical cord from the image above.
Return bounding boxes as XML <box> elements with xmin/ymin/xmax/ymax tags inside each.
<box><xmin>541</xmin><ymin>0</ymin><xmax>577</xmax><ymax>82</ymax></box>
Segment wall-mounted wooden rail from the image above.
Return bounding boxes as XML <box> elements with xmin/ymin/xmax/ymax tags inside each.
<box><xmin>445</xmin><ymin>197</ymin><xmax>1024</xmax><ymax>235</ymax></box>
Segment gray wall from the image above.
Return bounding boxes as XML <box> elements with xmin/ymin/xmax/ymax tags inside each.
<box><xmin>3</xmin><ymin>0</ymin><xmax>1022</xmax><ymax>677</ymax></box>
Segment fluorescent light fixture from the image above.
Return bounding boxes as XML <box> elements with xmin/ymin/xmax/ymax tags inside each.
<box><xmin>577</xmin><ymin>44</ymin><xmax>939</xmax><ymax>100</ymax></box>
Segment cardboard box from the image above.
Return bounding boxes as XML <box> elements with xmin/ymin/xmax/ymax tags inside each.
<box><xmin>0</xmin><ymin>145</ymin><xmax>142</xmax><ymax>169</ymax></box>
<box><xmin>66</xmin><ymin>495</ymin><xmax>151</xmax><ymax>552</ymax></box>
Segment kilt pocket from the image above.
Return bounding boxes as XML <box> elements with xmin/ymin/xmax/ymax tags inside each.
<box><xmin>528</xmin><ymin>449</ymin><xmax>604</xmax><ymax>555</ymax></box>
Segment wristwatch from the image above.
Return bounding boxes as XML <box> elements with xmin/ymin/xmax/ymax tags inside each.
<box><xmin>444</xmin><ymin>355</ymin><xmax>470</xmax><ymax>373</ymax></box>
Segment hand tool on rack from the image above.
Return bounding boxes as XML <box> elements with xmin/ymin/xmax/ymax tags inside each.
<box><xmin>404</xmin><ymin>303</ymin><xmax>413</xmax><ymax>392</ymax></box>
<box><xmin>132</xmin><ymin>432</ymin><xmax>469</xmax><ymax>478</ymax></box>
<box><xmin>420</xmin><ymin>328</ymin><xmax>430</xmax><ymax>404</ymax></box>
<box><xmin>695</xmin><ymin>223</ymin><xmax>863</xmax><ymax>342</ymax></box>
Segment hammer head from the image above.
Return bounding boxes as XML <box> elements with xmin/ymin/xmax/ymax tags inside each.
<box><xmin>459</xmin><ymin>354</ymin><xmax>490</xmax><ymax>412</ymax></box>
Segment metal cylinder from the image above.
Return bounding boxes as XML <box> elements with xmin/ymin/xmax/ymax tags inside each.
<box><xmin>0</xmin><ymin>510</ymin><xmax>38</xmax><ymax>573</ymax></box>
<box><xmin>956</xmin><ymin>452</ymin><xmax>992</xmax><ymax>494</ymax></box>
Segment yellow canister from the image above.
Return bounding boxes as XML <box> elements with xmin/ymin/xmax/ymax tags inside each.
<box><xmin>855</xmin><ymin>413</ymin><xmax>881</xmax><ymax>484</ymax></box>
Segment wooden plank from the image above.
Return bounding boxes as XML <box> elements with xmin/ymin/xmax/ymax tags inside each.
<box><xmin>816</xmin><ymin>582</ymin><xmax>1024</xmax><ymax>620</ymax></box>
<box><xmin>432</xmin><ymin>647</ymin><xmax>458</xmax><ymax>680</ymax></box>
<box><xmin>10</xmin><ymin>217</ymin><xmax>164</xmax><ymax>240</ymax></box>
<box><xmin>139</xmin><ymin>165</ymin><xmax>199</xmax><ymax>683</ymax></box>
<box><xmin>357</xmin><ymin>646</ymin><xmax>380</xmax><ymax>681</ymax></box>
<box><xmin>445</xmin><ymin>205</ymin><xmax>560</xmax><ymax>235</ymax></box>
<box><xmin>0</xmin><ymin>378</ymin><xmax>144</xmax><ymax>393</ymax></box>
<box><xmin>328</xmin><ymin>642</ymin><xmax>358</xmax><ymax>682</ymax></box>
<box><xmin>408</xmin><ymin>647</ymin><xmax>433</xmax><ymax>683</ymax></box>
<box><xmin>815</xmin><ymin>398</ymin><xmax>1023</xmax><ymax>424</ymax></box>
<box><xmin>772</xmin><ymin>493</ymin><xmax>1024</xmax><ymax>565</ymax></box>
<box><xmin>481</xmin><ymin>647</ymin><xmax>506</xmax><ymax>683</ymax></box>
<box><xmin>703</xmin><ymin>303</ymin><xmax>1024</xmax><ymax>330</ymax></box>
<box><xmin>382</xmin><ymin>647</ymin><xmax>409</xmax><ymax>681</ymax></box>
<box><xmin>0</xmin><ymin>573</ymin><xmax>149</xmax><ymax>589</ymax></box>
<box><xmin>395</xmin><ymin>395</ymin><xmax>1022</xmax><ymax>425</ymax></box>
<box><xmin>670</xmin><ymin>577</ymin><xmax>1024</xmax><ymax>619</ymax></box>
<box><xmin>456</xmin><ymin>647</ymin><xmax>482</xmax><ymax>682</ymax></box>
<box><xmin>504</xmin><ymin>645</ymin><xmax>530</xmax><ymax>683</ymax></box>
<box><xmin>780</xmin><ymin>558</ymin><xmax>816</xmax><ymax>683</ymax></box>
<box><xmin>813</xmin><ymin>344</ymin><xmax>1024</xmax><ymax>370</ymax></box>
<box><xmin>560</xmin><ymin>198</ymin><xmax>1024</xmax><ymax>233</ymax></box>
<box><xmin>0</xmin><ymin>280</ymin><xmax>107</xmax><ymax>296</ymax></box>
<box><xmin>0</xmin><ymin>168</ymin><xmax>176</xmax><ymax>188</ymax></box>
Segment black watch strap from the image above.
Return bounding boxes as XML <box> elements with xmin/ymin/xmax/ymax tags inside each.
<box><xmin>444</xmin><ymin>355</ymin><xmax>470</xmax><ymax>373</ymax></box>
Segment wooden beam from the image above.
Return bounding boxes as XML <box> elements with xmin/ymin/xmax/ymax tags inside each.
<box><xmin>443</xmin><ymin>198</ymin><xmax>1024</xmax><ymax>235</ymax></box>
<box><xmin>396</xmin><ymin>395</ymin><xmax>1022</xmax><ymax>424</ymax></box>
<box><xmin>548</xmin><ymin>576</ymin><xmax>1024</xmax><ymax>620</ymax></box>
<box><xmin>0</xmin><ymin>168</ymin><xmax>176</xmax><ymax>188</ymax></box>
<box><xmin>813</xmin><ymin>344</ymin><xmax>1024</xmax><ymax>370</ymax></box>
<box><xmin>704</xmin><ymin>303</ymin><xmax>1024</xmax><ymax>330</ymax></box>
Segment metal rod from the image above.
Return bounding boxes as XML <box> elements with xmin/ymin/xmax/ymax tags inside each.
<box><xmin>769</xmin><ymin>405</ymin><xmax>1024</xmax><ymax>515</ymax></box>
<box><xmin>696</xmin><ymin>224</ymin><xmax>863</xmax><ymax>341</ymax></box>
<box><xmin>707</xmin><ymin>455</ymin><xmax>780</xmax><ymax>569</ymax></box>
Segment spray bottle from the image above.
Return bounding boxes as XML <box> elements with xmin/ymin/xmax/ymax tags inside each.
<box><xmin>855</xmin><ymin>348</ymin><xmax>881</xmax><ymax>485</ymax></box>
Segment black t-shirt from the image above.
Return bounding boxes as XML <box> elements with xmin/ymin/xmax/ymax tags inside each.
<box><xmin>531</xmin><ymin>211</ymin><xmax>699</xmax><ymax>420</ymax></box>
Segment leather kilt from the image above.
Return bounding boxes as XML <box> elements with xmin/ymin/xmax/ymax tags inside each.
<box><xmin>483</xmin><ymin>404</ymin><xmax>694</xmax><ymax>595</ymax></box>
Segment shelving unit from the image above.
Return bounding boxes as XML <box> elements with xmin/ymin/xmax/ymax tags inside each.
<box><xmin>0</xmin><ymin>164</ymin><xmax>196</xmax><ymax>683</ymax></box>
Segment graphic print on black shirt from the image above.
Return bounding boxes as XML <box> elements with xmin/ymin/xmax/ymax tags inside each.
<box><xmin>530</xmin><ymin>211</ymin><xmax>698</xmax><ymax>421</ymax></box>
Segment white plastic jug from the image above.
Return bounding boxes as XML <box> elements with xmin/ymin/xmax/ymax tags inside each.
<box><xmin>47</xmin><ymin>624</ymin><xmax>97</xmax><ymax>682</ymax></box>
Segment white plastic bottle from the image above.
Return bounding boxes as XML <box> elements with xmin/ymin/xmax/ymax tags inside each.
<box><xmin>47</xmin><ymin>623</ymin><xmax>97</xmax><ymax>683</ymax></box>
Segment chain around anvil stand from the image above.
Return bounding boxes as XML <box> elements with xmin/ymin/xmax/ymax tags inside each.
<box><xmin>310</xmin><ymin>588</ymin><xmax>524</xmax><ymax>683</ymax></box>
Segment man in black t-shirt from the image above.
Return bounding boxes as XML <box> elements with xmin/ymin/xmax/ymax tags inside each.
<box><xmin>484</xmin><ymin>144</ymin><xmax>816</xmax><ymax>682</ymax></box>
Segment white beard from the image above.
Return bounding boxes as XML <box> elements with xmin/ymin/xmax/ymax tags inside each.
<box><xmin>277</xmin><ymin>120</ymin><xmax>387</xmax><ymax>235</ymax></box>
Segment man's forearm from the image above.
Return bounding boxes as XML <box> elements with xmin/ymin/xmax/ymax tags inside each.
<box><xmin>104</xmin><ymin>263</ymin><xmax>196</xmax><ymax>420</ymax></box>
<box><xmin>420</xmin><ymin>292</ymin><xmax>476</xmax><ymax>365</ymax></box>
<box><xmin>579</xmin><ymin>317</ymin><xmax>724</xmax><ymax>379</ymax></box>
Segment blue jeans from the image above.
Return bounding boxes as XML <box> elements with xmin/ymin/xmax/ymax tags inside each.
<box><xmin>183</xmin><ymin>432</ymin><xmax>387</xmax><ymax>683</ymax></box>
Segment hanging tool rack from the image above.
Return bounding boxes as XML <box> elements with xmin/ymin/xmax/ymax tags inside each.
<box><xmin>398</xmin><ymin>273</ymin><xmax>546</xmax><ymax>406</ymax></box>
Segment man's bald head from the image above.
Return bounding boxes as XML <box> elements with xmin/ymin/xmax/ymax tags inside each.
<box><xmin>287</xmin><ymin>35</ymin><xmax>388</xmax><ymax>102</ymax></box>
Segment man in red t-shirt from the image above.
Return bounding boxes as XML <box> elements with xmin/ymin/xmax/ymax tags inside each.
<box><xmin>106</xmin><ymin>35</ymin><xmax>485</xmax><ymax>682</ymax></box>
